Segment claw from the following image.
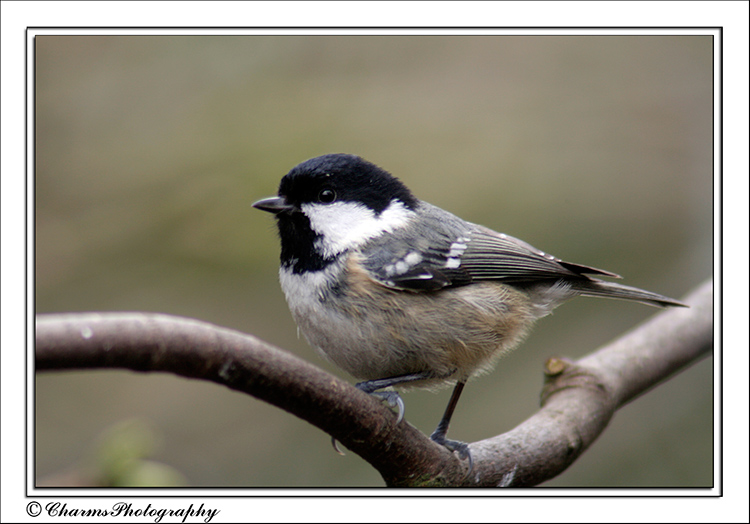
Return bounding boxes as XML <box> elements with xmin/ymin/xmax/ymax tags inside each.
<box><xmin>330</xmin><ymin>390</ymin><xmax>404</xmax><ymax>457</ymax></box>
<box><xmin>430</xmin><ymin>432</ymin><xmax>474</xmax><ymax>475</ymax></box>
<box><xmin>350</xmin><ymin>371</ymin><xmax>441</xmax><ymax>428</ymax></box>
<box><xmin>329</xmin><ymin>382</ymin><xmax>410</xmax><ymax>456</ymax></box>
<box><xmin>371</xmin><ymin>390</ymin><xmax>405</xmax><ymax>423</ymax></box>
<box><xmin>331</xmin><ymin>436</ymin><xmax>346</xmax><ymax>456</ymax></box>
<box><xmin>355</xmin><ymin>381</ymin><xmax>407</xmax><ymax>424</ymax></box>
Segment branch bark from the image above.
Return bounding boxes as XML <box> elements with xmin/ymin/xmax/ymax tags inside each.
<box><xmin>35</xmin><ymin>279</ymin><xmax>713</xmax><ymax>487</ymax></box>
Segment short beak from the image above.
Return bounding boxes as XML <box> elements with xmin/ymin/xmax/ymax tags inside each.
<box><xmin>252</xmin><ymin>196</ymin><xmax>296</xmax><ymax>214</ymax></box>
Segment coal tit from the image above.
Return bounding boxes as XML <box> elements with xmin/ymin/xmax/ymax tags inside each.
<box><xmin>253</xmin><ymin>153</ymin><xmax>686</xmax><ymax>468</ymax></box>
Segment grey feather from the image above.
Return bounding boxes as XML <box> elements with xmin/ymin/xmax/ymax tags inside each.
<box><xmin>359</xmin><ymin>202</ymin><xmax>685</xmax><ymax>308</ymax></box>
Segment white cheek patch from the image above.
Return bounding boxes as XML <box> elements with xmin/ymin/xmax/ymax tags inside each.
<box><xmin>302</xmin><ymin>200</ymin><xmax>415</xmax><ymax>258</ymax></box>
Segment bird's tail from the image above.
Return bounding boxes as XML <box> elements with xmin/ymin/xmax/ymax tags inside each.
<box><xmin>574</xmin><ymin>280</ymin><xmax>688</xmax><ymax>308</ymax></box>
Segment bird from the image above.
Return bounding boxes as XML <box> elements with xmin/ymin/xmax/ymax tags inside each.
<box><xmin>253</xmin><ymin>153</ymin><xmax>686</xmax><ymax>469</ymax></box>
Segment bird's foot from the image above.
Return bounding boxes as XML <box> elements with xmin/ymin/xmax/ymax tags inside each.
<box><xmin>331</xmin><ymin>385</ymin><xmax>407</xmax><ymax>455</ymax></box>
<box><xmin>367</xmin><ymin>390</ymin><xmax>405</xmax><ymax>423</ymax></box>
<box><xmin>430</xmin><ymin>430</ymin><xmax>474</xmax><ymax>474</ymax></box>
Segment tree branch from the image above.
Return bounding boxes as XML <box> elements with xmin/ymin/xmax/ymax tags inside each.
<box><xmin>35</xmin><ymin>279</ymin><xmax>713</xmax><ymax>487</ymax></box>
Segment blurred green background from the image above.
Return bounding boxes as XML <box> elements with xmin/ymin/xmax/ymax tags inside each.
<box><xmin>35</xmin><ymin>35</ymin><xmax>713</xmax><ymax>488</ymax></box>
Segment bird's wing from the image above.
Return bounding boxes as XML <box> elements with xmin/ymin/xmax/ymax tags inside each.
<box><xmin>453</xmin><ymin>226</ymin><xmax>620</xmax><ymax>282</ymax></box>
<box><xmin>359</xmin><ymin>204</ymin><xmax>619</xmax><ymax>292</ymax></box>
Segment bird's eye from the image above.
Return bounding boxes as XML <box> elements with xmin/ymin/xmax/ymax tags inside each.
<box><xmin>318</xmin><ymin>188</ymin><xmax>336</xmax><ymax>203</ymax></box>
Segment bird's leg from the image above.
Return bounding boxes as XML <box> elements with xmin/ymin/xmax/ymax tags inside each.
<box><xmin>331</xmin><ymin>371</ymin><xmax>435</xmax><ymax>455</ymax></box>
<box><xmin>354</xmin><ymin>371</ymin><xmax>435</xmax><ymax>423</ymax></box>
<box><xmin>429</xmin><ymin>380</ymin><xmax>473</xmax><ymax>472</ymax></box>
